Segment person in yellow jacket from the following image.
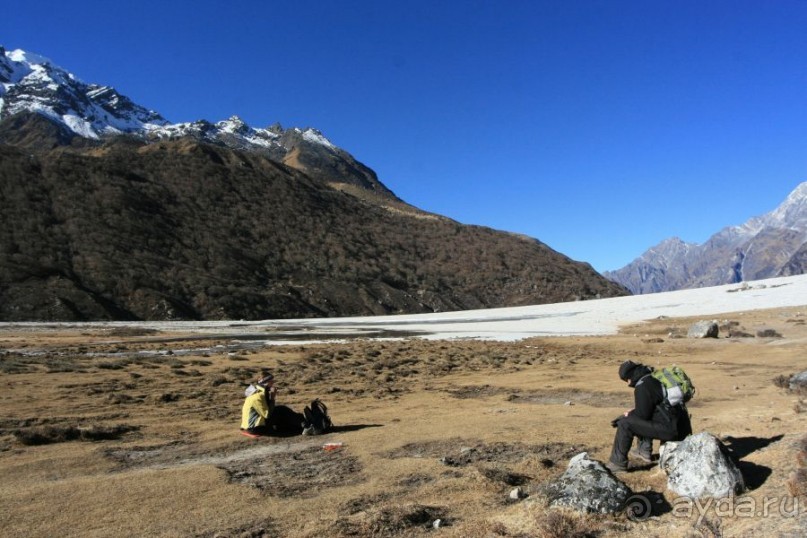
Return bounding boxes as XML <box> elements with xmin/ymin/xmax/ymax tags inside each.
<box><xmin>240</xmin><ymin>372</ymin><xmax>306</xmax><ymax>435</ymax></box>
<box><xmin>241</xmin><ymin>374</ymin><xmax>277</xmax><ymax>433</ymax></box>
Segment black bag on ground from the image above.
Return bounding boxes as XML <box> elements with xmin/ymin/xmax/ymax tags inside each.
<box><xmin>267</xmin><ymin>405</ymin><xmax>305</xmax><ymax>435</ymax></box>
<box><xmin>303</xmin><ymin>399</ymin><xmax>332</xmax><ymax>435</ymax></box>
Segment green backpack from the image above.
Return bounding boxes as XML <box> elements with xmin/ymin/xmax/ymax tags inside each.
<box><xmin>651</xmin><ymin>366</ymin><xmax>695</xmax><ymax>406</ymax></box>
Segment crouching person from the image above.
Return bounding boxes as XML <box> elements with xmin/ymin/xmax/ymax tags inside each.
<box><xmin>241</xmin><ymin>373</ymin><xmax>305</xmax><ymax>436</ymax></box>
<box><xmin>607</xmin><ymin>360</ymin><xmax>692</xmax><ymax>473</ymax></box>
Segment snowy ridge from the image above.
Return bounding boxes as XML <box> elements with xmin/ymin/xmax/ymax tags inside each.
<box><xmin>300</xmin><ymin>127</ymin><xmax>336</xmax><ymax>149</ymax></box>
<box><xmin>0</xmin><ymin>46</ymin><xmax>339</xmax><ymax>151</ymax></box>
<box><xmin>1</xmin><ymin>47</ymin><xmax>169</xmax><ymax>138</ymax></box>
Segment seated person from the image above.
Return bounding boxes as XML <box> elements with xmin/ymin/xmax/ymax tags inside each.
<box><xmin>607</xmin><ymin>360</ymin><xmax>692</xmax><ymax>472</ymax></box>
<box><xmin>240</xmin><ymin>373</ymin><xmax>305</xmax><ymax>436</ymax></box>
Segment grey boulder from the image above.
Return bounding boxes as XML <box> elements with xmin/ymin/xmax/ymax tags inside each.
<box><xmin>789</xmin><ymin>370</ymin><xmax>807</xmax><ymax>391</ymax></box>
<box><xmin>544</xmin><ymin>452</ymin><xmax>632</xmax><ymax>514</ymax></box>
<box><xmin>687</xmin><ymin>320</ymin><xmax>719</xmax><ymax>338</ymax></box>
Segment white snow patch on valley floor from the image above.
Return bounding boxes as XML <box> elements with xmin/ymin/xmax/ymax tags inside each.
<box><xmin>3</xmin><ymin>274</ymin><xmax>807</xmax><ymax>344</ymax></box>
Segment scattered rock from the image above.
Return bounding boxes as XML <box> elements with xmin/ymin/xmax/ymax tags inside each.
<box><xmin>687</xmin><ymin>320</ymin><xmax>719</xmax><ymax>339</ymax></box>
<box><xmin>543</xmin><ymin>452</ymin><xmax>631</xmax><ymax>514</ymax></box>
<box><xmin>659</xmin><ymin>432</ymin><xmax>744</xmax><ymax>499</ymax></box>
<box><xmin>756</xmin><ymin>328</ymin><xmax>782</xmax><ymax>338</ymax></box>
<box><xmin>509</xmin><ymin>487</ymin><xmax>526</xmax><ymax>500</ymax></box>
<box><xmin>789</xmin><ymin>371</ymin><xmax>807</xmax><ymax>391</ymax></box>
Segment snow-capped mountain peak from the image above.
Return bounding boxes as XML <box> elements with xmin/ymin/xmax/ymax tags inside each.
<box><xmin>7</xmin><ymin>48</ymin><xmax>55</xmax><ymax>67</ymax></box>
<box><xmin>762</xmin><ymin>181</ymin><xmax>807</xmax><ymax>230</ymax></box>
<box><xmin>216</xmin><ymin>115</ymin><xmax>249</xmax><ymax>133</ymax></box>
<box><xmin>1</xmin><ymin>46</ymin><xmax>343</xmax><ymax>154</ymax></box>
<box><xmin>1</xmin><ymin>46</ymin><xmax>169</xmax><ymax>138</ymax></box>
<box><xmin>299</xmin><ymin>127</ymin><xmax>336</xmax><ymax>149</ymax></box>
<box><xmin>1</xmin><ymin>46</ymin><xmax>397</xmax><ymax>199</ymax></box>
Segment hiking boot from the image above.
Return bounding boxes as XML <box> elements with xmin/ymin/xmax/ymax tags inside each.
<box><xmin>629</xmin><ymin>448</ymin><xmax>653</xmax><ymax>464</ymax></box>
<box><xmin>605</xmin><ymin>460</ymin><xmax>628</xmax><ymax>473</ymax></box>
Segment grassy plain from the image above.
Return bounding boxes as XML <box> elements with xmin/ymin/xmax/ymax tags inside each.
<box><xmin>1</xmin><ymin>307</ymin><xmax>806</xmax><ymax>537</ymax></box>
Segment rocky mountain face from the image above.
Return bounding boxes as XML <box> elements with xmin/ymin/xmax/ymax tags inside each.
<box><xmin>0</xmin><ymin>47</ymin><xmax>628</xmax><ymax>321</ymax></box>
<box><xmin>0</xmin><ymin>47</ymin><xmax>394</xmax><ymax>199</ymax></box>
<box><xmin>605</xmin><ymin>182</ymin><xmax>807</xmax><ymax>294</ymax></box>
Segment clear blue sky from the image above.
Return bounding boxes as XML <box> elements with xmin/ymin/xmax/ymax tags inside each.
<box><xmin>3</xmin><ymin>1</ymin><xmax>806</xmax><ymax>272</ymax></box>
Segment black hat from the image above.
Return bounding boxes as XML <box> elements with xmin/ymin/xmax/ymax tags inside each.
<box><xmin>257</xmin><ymin>373</ymin><xmax>274</xmax><ymax>386</ymax></box>
<box><xmin>618</xmin><ymin>360</ymin><xmax>639</xmax><ymax>381</ymax></box>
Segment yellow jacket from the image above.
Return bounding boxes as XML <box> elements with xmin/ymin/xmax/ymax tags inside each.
<box><xmin>241</xmin><ymin>385</ymin><xmax>274</xmax><ymax>430</ymax></box>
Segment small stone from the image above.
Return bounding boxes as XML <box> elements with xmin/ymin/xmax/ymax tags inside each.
<box><xmin>509</xmin><ymin>487</ymin><xmax>524</xmax><ymax>500</ymax></box>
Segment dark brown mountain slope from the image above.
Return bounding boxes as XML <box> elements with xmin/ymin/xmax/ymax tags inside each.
<box><xmin>0</xmin><ymin>118</ymin><xmax>627</xmax><ymax>321</ymax></box>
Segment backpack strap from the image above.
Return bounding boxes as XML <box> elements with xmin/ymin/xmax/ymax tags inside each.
<box><xmin>634</xmin><ymin>373</ymin><xmax>652</xmax><ymax>387</ymax></box>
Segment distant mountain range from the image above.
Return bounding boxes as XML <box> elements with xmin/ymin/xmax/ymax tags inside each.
<box><xmin>0</xmin><ymin>46</ymin><xmax>627</xmax><ymax>321</ymax></box>
<box><xmin>605</xmin><ymin>182</ymin><xmax>807</xmax><ymax>294</ymax></box>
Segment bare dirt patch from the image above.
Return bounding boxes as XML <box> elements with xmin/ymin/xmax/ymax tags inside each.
<box><xmin>13</xmin><ymin>424</ymin><xmax>139</xmax><ymax>445</ymax></box>
<box><xmin>506</xmin><ymin>388</ymin><xmax>631</xmax><ymax>408</ymax></box>
<box><xmin>192</xmin><ymin>517</ymin><xmax>279</xmax><ymax>538</ymax></box>
<box><xmin>220</xmin><ymin>445</ymin><xmax>365</xmax><ymax>497</ymax></box>
<box><xmin>331</xmin><ymin>503</ymin><xmax>449</xmax><ymax>538</ymax></box>
<box><xmin>382</xmin><ymin>438</ymin><xmax>583</xmax><ymax>468</ymax></box>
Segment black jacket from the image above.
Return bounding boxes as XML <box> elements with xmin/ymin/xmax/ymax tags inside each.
<box><xmin>630</xmin><ymin>369</ymin><xmax>681</xmax><ymax>427</ymax></box>
<box><xmin>623</xmin><ymin>365</ymin><xmax>692</xmax><ymax>442</ymax></box>
<box><xmin>631</xmin><ymin>374</ymin><xmax>666</xmax><ymax>419</ymax></box>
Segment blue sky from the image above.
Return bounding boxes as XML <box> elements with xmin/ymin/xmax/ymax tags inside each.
<box><xmin>3</xmin><ymin>1</ymin><xmax>806</xmax><ymax>272</ymax></box>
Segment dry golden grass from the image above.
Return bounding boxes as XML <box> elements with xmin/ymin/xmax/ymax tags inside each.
<box><xmin>2</xmin><ymin>306</ymin><xmax>807</xmax><ymax>537</ymax></box>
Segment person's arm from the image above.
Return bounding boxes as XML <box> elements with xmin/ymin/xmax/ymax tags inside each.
<box><xmin>266</xmin><ymin>387</ymin><xmax>277</xmax><ymax>414</ymax></box>
<box><xmin>253</xmin><ymin>392</ymin><xmax>271</xmax><ymax>419</ymax></box>
<box><xmin>630</xmin><ymin>383</ymin><xmax>656</xmax><ymax>420</ymax></box>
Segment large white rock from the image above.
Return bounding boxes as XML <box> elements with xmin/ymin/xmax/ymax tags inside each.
<box><xmin>659</xmin><ymin>432</ymin><xmax>744</xmax><ymax>498</ymax></box>
<box><xmin>687</xmin><ymin>320</ymin><xmax>719</xmax><ymax>338</ymax></box>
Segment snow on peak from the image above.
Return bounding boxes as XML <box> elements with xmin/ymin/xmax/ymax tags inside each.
<box><xmin>1</xmin><ymin>47</ymin><xmax>168</xmax><ymax>137</ymax></box>
<box><xmin>764</xmin><ymin>181</ymin><xmax>807</xmax><ymax>230</ymax></box>
<box><xmin>784</xmin><ymin>181</ymin><xmax>807</xmax><ymax>202</ymax></box>
<box><xmin>300</xmin><ymin>127</ymin><xmax>336</xmax><ymax>149</ymax></box>
<box><xmin>2</xmin><ymin>47</ymin><xmax>341</xmax><ymax>156</ymax></box>
<box><xmin>7</xmin><ymin>48</ymin><xmax>54</xmax><ymax>67</ymax></box>
<box><xmin>216</xmin><ymin>115</ymin><xmax>249</xmax><ymax>134</ymax></box>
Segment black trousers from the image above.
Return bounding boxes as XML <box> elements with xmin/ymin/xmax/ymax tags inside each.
<box><xmin>609</xmin><ymin>409</ymin><xmax>691</xmax><ymax>465</ymax></box>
